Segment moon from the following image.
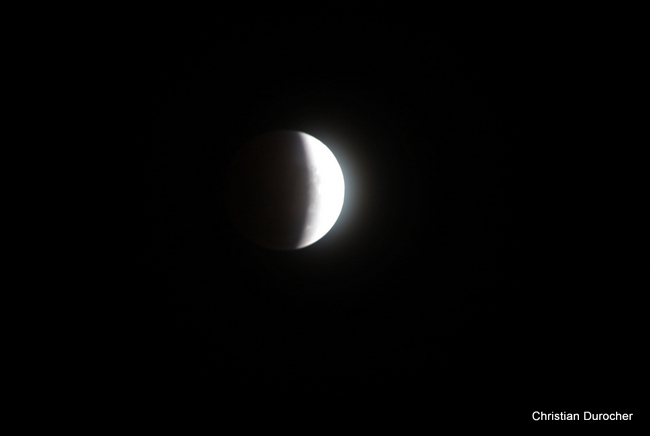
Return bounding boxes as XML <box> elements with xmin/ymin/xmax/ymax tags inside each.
<box><xmin>224</xmin><ymin>130</ymin><xmax>345</xmax><ymax>250</ymax></box>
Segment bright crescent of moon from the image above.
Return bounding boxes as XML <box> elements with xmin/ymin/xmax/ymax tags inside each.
<box><xmin>297</xmin><ymin>132</ymin><xmax>345</xmax><ymax>249</ymax></box>
<box><xmin>225</xmin><ymin>130</ymin><xmax>345</xmax><ymax>250</ymax></box>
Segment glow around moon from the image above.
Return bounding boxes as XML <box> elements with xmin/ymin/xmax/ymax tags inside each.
<box><xmin>225</xmin><ymin>130</ymin><xmax>344</xmax><ymax>250</ymax></box>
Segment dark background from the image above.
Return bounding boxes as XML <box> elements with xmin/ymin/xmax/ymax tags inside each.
<box><xmin>113</xmin><ymin>17</ymin><xmax>638</xmax><ymax>425</ymax></box>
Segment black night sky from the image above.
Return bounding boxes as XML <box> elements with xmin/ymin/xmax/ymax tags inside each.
<box><xmin>116</xmin><ymin>17</ymin><xmax>637</xmax><ymax>425</ymax></box>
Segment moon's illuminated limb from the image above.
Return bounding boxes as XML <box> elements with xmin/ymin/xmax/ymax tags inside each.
<box><xmin>297</xmin><ymin>133</ymin><xmax>345</xmax><ymax>249</ymax></box>
<box><xmin>224</xmin><ymin>130</ymin><xmax>345</xmax><ymax>250</ymax></box>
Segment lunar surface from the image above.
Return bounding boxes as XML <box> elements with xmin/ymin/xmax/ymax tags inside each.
<box><xmin>224</xmin><ymin>130</ymin><xmax>345</xmax><ymax>250</ymax></box>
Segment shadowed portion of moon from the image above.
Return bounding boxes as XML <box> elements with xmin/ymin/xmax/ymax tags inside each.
<box><xmin>224</xmin><ymin>131</ymin><xmax>312</xmax><ymax>250</ymax></box>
